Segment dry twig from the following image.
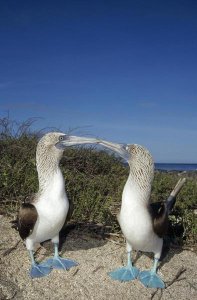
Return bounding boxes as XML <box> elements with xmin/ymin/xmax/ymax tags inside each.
<box><xmin>2</xmin><ymin>240</ymin><xmax>21</xmax><ymax>257</ymax></box>
<box><xmin>151</xmin><ymin>267</ymin><xmax>187</xmax><ymax>300</ymax></box>
<box><xmin>72</xmin><ymin>268</ymin><xmax>79</xmax><ymax>276</ymax></box>
<box><xmin>92</xmin><ymin>265</ymin><xmax>104</xmax><ymax>273</ymax></box>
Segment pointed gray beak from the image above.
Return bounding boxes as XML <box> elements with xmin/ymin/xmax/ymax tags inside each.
<box><xmin>56</xmin><ymin>135</ymin><xmax>130</xmax><ymax>161</ymax></box>
<box><xmin>97</xmin><ymin>139</ymin><xmax>130</xmax><ymax>161</ymax></box>
<box><xmin>56</xmin><ymin>135</ymin><xmax>99</xmax><ymax>148</ymax></box>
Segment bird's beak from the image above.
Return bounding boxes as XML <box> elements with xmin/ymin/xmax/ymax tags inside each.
<box><xmin>97</xmin><ymin>139</ymin><xmax>131</xmax><ymax>161</ymax></box>
<box><xmin>56</xmin><ymin>135</ymin><xmax>99</xmax><ymax>148</ymax></box>
<box><xmin>56</xmin><ymin>135</ymin><xmax>130</xmax><ymax>161</ymax></box>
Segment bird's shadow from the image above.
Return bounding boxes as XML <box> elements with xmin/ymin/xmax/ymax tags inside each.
<box><xmin>41</xmin><ymin>222</ymin><xmax>107</xmax><ymax>255</ymax></box>
<box><xmin>133</xmin><ymin>222</ymin><xmax>185</xmax><ymax>268</ymax></box>
<box><xmin>133</xmin><ymin>240</ymin><xmax>183</xmax><ymax>270</ymax></box>
<box><xmin>41</xmin><ymin>221</ymin><xmax>185</xmax><ymax>268</ymax></box>
<box><xmin>159</xmin><ymin>223</ymin><xmax>185</xmax><ymax>269</ymax></box>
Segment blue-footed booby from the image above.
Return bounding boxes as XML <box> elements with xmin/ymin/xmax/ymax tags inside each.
<box><xmin>95</xmin><ymin>139</ymin><xmax>185</xmax><ymax>289</ymax></box>
<box><xmin>14</xmin><ymin>132</ymin><xmax>98</xmax><ymax>278</ymax></box>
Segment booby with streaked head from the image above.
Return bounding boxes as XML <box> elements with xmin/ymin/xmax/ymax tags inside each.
<box><xmin>94</xmin><ymin>139</ymin><xmax>185</xmax><ymax>288</ymax></box>
<box><xmin>50</xmin><ymin>135</ymin><xmax>186</xmax><ymax>287</ymax></box>
<box><xmin>14</xmin><ymin>132</ymin><xmax>98</xmax><ymax>278</ymax></box>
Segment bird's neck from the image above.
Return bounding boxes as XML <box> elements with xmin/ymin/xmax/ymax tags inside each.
<box><xmin>36</xmin><ymin>155</ymin><xmax>64</xmax><ymax>193</ymax></box>
<box><xmin>122</xmin><ymin>171</ymin><xmax>152</xmax><ymax>207</ymax></box>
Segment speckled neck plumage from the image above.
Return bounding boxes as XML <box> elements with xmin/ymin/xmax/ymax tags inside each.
<box><xmin>128</xmin><ymin>145</ymin><xmax>154</xmax><ymax>201</ymax></box>
<box><xmin>36</xmin><ymin>140</ymin><xmax>64</xmax><ymax>192</ymax></box>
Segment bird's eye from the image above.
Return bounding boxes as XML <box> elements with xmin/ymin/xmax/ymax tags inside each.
<box><xmin>59</xmin><ymin>136</ymin><xmax>64</xmax><ymax>141</ymax></box>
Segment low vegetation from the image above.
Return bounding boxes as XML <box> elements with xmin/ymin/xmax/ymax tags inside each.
<box><xmin>0</xmin><ymin>116</ymin><xmax>196</xmax><ymax>245</ymax></box>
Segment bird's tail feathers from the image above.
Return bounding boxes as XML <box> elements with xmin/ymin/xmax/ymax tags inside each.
<box><xmin>166</xmin><ymin>178</ymin><xmax>186</xmax><ymax>213</ymax></box>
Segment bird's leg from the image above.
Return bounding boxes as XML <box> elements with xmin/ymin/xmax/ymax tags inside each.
<box><xmin>29</xmin><ymin>250</ymin><xmax>52</xmax><ymax>278</ymax></box>
<box><xmin>127</xmin><ymin>251</ymin><xmax>133</xmax><ymax>267</ymax></box>
<box><xmin>52</xmin><ymin>243</ymin><xmax>79</xmax><ymax>270</ymax></box>
<box><xmin>41</xmin><ymin>243</ymin><xmax>78</xmax><ymax>270</ymax></box>
<box><xmin>108</xmin><ymin>244</ymin><xmax>139</xmax><ymax>282</ymax></box>
<box><xmin>151</xmin><ymin>257</ymin><xmax>158</xmax><ymax>273</ymax></box>
<box><xmin>139</xmin><ymin>257</ymin><xmax>165</xmax><ymax>288</ymax></box>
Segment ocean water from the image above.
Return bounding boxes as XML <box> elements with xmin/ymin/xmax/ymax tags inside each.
<box><xmin>155</xmin><ymin>163</ymin><xmax>197</xmax><ymax>171</ymax></box>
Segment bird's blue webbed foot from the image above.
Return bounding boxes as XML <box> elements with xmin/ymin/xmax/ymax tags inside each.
<box><xmin>43</xmin><ymin>256</ymin><xmax>78</xmax><ymax>270</ymax></box>
<box><xmin>41</xmin><ymin>243</ymin><xmax>78</xmax><ymax>270</ymax></box>
<box><xmin>108</xmin><ymin>251</ymin><xmax>139</xmax><ymax>282</ymax></box>
<box><xmin>139</xmin><ymin>270</ymin><xmax>165</xmax><ymax>288</ymax></box>
<box><xmin>109</xmin><ymin>265</ymin><xmax>139</xmax><ymax>281</ymax></box>
<box><xmin>29</xmin><ymin>251</ymin><xmax>52</xmax><ymax>278</ymax></box>
<box><xmin>30</xmin><ymin>263</ymin><xmax>52</xmax><ymax>278</ymax></box>
<box><xmin>139</xmin><ymin>258</ymin><xmax>165</xmax><ymax>289</ymax></box>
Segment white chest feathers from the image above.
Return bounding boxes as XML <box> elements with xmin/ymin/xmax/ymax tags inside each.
<box><xmin>29</xmin><ymin>170</ymin><xmax>69</xmax><ymax>244</ymax></box>
<box><xmin>118</xmin><ymin>176</ymin><xmax>162</xmax><ymax>256</ymax></box>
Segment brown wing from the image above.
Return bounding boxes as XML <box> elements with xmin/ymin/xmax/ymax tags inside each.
<box><xmin>17</xmin><ymin>203</ymin><xmax>38</xmax><ymax>240</ymax></box>
<box><xmin>149</xmin><ymin>179</ymin><xmax>186</xmax><ymax>238</ymax></box>
<box><xmin>149</xmin><ymin>202</ymin><xmax>168</xmax><ymax>238</ymax></box>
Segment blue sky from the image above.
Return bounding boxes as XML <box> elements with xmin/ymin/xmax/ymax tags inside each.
<box><xmin>0</xmin><ymin>0</ymin><xmax>196</xmax><ymax>163</ymax></box>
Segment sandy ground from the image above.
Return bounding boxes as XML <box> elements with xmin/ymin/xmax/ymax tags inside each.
<box><xmin>0</xmin><ymin>216</ymin><xmax>196</xmax><ymax>300</ymax></box>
